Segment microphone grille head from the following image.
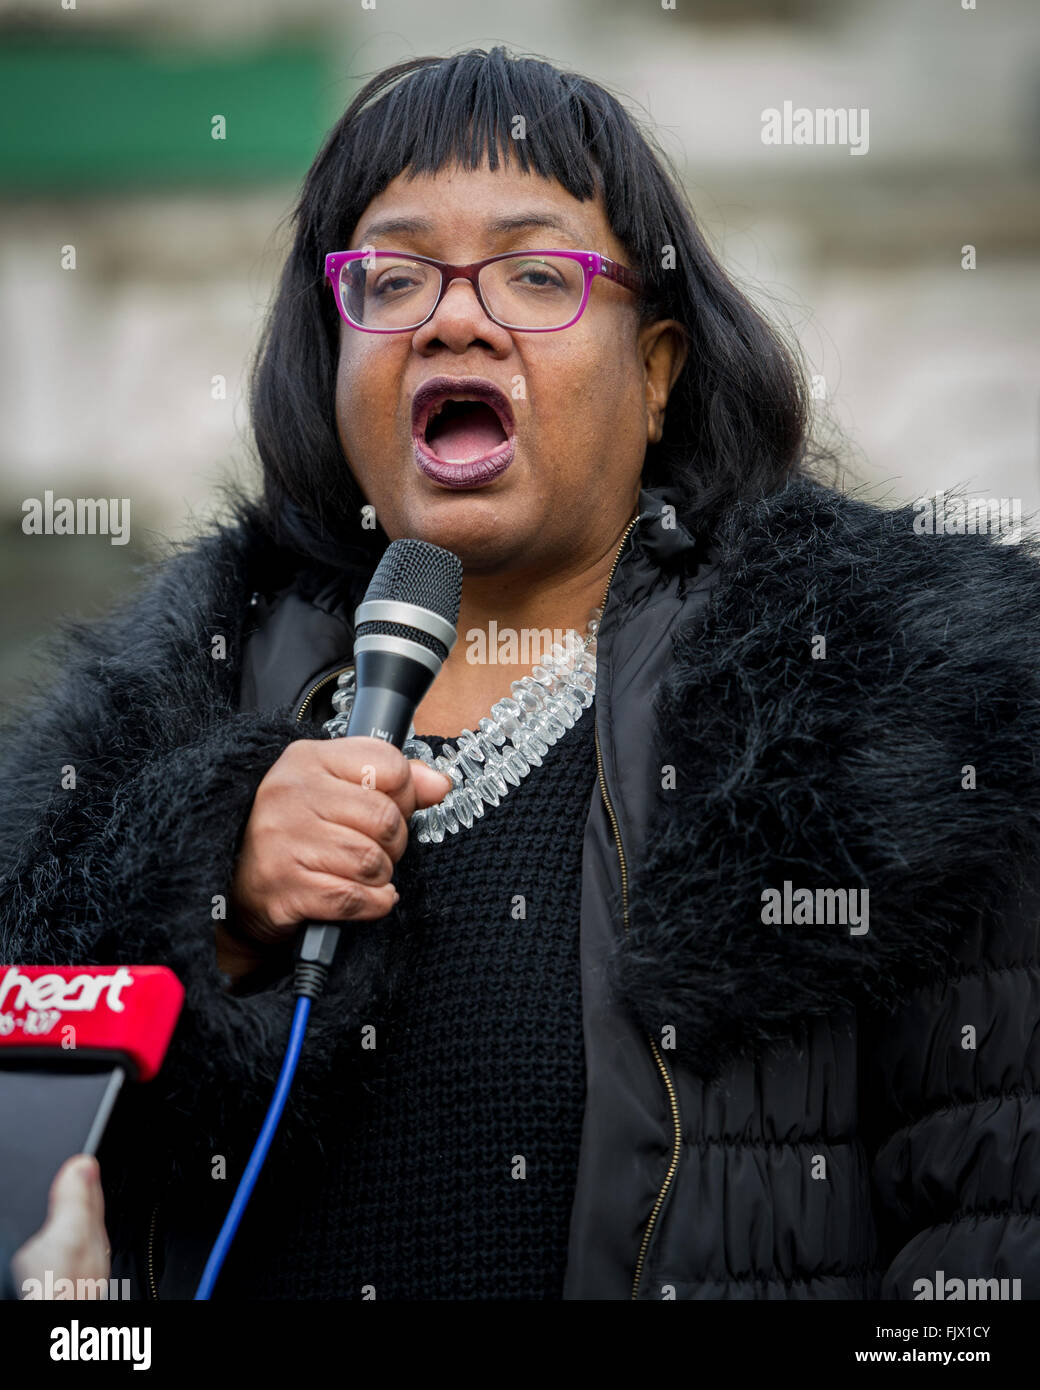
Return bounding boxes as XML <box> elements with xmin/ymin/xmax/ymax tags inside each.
<box><xmin>366</xmin><ymin>539</ymin><xmax>463</xmax><ymax>624</ymax></box>
<box><xmin>354</xmin><ymin>539</ymin><xmax>463</xmax><ymax>664</ymax></box>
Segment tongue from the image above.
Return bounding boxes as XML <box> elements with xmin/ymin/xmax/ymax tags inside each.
<box><xmin>425</xmin><ymin>402</ymin><xmax>506</xmax><ymax>463</ymax></box>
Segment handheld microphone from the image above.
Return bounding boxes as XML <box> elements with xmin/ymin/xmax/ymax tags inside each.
<box><xmin>296</xmin><ymin>538</ymin><xmax>462</xmax><ymax>988</ymax></box>
<box><xmin>0</xmin><ymin>965</ymin><xmax>184</xmax><ymax>1256</ymax></box>
<box><xmin>345</xmin><ymin>537</ymin><xmax>464</xmax><ymax>744</ymax></box>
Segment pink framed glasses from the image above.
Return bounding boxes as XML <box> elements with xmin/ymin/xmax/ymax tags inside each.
<box><xmin>324</xmin><ymin>248</ymin><xmax>643</xmax><ymax>333</ymax></box>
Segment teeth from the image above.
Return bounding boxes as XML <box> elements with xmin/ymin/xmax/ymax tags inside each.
<box><xmin>425</xmin><ymin>393</ymin><xmax>500</xmax><ymax>424</ymax></box>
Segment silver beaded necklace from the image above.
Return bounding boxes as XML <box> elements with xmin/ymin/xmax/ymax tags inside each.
<box><xmin>321</xmin><ymin>607</ymin><xmax>601</xmax><ymax>845</ymax></box>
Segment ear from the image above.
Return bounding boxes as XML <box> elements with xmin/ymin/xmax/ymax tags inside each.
<box><xmin>639</xmin><ymin>320</ymin><xmax>688</xmax><ymax>445</ymax></box>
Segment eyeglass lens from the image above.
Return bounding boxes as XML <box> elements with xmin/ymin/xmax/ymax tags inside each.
<box><xmin>337</xmin><ymin>253</ymin><xmax>587</xmax><ymax>330</ymax></box>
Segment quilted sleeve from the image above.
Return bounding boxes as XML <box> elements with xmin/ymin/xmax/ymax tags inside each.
<box><xmin>860</xmin><ymin>890</ymin><xmax>1040</xmax><ymax>1300</ymax></box>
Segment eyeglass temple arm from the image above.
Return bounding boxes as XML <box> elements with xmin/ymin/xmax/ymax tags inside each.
<box><xmin>599</xmin><ymin>256</ymin><xmax>643</xmax><ymax>294</ymax></box>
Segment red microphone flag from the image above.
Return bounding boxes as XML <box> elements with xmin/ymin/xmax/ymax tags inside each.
<box><xmin>0</xmin><ymin>966</ymin><xmax>184</xmax><ymax>1081</ymax></box>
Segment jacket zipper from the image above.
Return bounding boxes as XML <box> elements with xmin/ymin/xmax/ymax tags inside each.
<box><xmin>146</xmin><ymin>1202</ymin><xmax>159</xmax><ymax>1300</ymax></box>
<box><xmin>592</xmin><ymin>515</ymin><xmax>683</xmax><ymax>1301</ymax></box>
<box><xmin>295</xmin><ymin>664</ymin><xmax>355</xmax><ymax>725</ymax></box>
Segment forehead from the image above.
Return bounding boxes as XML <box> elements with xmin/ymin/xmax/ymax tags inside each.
<box><xmin>350</xmin><ymin>160</ymin><xmax>613</xmax><ymax>250</ymax></box>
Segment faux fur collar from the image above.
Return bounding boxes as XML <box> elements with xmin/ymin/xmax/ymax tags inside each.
<box><xmin>610</xmin><ymin>478</ymin><xmax>1040</xmax><ymax>1081</ymax></box>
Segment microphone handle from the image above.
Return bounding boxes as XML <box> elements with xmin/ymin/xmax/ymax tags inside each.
<box><xmin>344</xmin><ymin>646</ymin><xmax>439</xmax><ymax>746</ymax></box>
<box><xmin>344</xmin><ymin>685</ymin><xmax>415</xmax><ymax>747</ymax></box>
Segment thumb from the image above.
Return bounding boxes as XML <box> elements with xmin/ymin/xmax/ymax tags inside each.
<box><xmin>11</xmin><ymin>1155</ymin><xmax>110</xmax><ymax>1295</ymax></box>
<box><xmin>50</xmin><ymin>1156</ymin><xmax>102</xmax><ymax>1223</ymax></box>
<box><xmin>409</xmin><ymin>760</ymin><xmax>454</xmax><ymax>808</ymax></box>
<box><xmin>45</xmin><ymin>1155</ymin><xmax>105</xmax><ymax>1242</ymax></box>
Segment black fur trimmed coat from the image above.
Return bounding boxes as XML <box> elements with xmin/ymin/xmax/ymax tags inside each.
<box><xmin>2</xmin><ymin>477</ymin><xmax>1039</xmax><ymax>1300</ymax></box>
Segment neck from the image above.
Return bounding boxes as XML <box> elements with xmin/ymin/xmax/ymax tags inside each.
<box><xmin>412</xmin><ymin>514</ymin><xmax>636</xmax><ymax>739</ymax></box>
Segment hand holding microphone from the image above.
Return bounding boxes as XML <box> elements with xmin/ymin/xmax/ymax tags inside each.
<box><xmin>224</xmin><ymin>739</ymin><xmax>452</xmax><ymax>979</ymax></box>
<box><xmin>223</xmin><ymin>538</ymin><xmax>462</xmax><ymax>978</ymax></box>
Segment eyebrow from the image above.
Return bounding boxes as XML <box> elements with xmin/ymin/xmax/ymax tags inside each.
<box><xmin>355</xmin><ymin>211</ymin><xmax>585</xmax><ymax>244</ymax></box>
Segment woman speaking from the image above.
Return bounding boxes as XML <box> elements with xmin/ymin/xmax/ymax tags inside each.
<box><xmin>2</xmin><ymin>47</ymin><xmax>1039</xmax><ymax>1301</ymax></box>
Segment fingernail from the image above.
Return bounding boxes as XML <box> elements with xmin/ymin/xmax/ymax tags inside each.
<box><xmin>70</xmin><ymin>1155</ymin><xmax>96</xmax><ymax>1186</ymax></box>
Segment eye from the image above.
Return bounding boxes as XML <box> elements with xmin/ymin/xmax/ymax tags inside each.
<box><xmin>509</xmin><ymin>259</ymin><xmax>566</xmax><ymax>290</ymax></box>
<box><xmin>373</xmin><ymin>269</ymin><xmax>424</xmax><ymax>297</ymax></box>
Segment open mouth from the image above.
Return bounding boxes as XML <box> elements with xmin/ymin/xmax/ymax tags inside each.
<box><xmin>424</xmin><ymin>398</ymin><xmax>508</xmax><ymax>463</ymax></box>
<box><xmin>411</xmin><ymin>378</ymin><xmax>516</xmax><ymax>488</ymax></box>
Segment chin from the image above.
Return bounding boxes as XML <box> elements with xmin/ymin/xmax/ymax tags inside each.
<box><xmin>406</xmin><ymin>500</ymin><xmax>532</xmax><ymax>571</ymax></box>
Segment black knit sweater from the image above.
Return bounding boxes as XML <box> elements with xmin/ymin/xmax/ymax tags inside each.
<box><xmin>207</xmin><ymin>702</ymin><xmax>599</xmax><ymax>1300</ymax></box>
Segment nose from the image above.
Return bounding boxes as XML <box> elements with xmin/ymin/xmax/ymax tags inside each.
<box><xmin>411</xmin><ymin>276</ymin><xmax>512</xmax><ymax>356</ymax></box>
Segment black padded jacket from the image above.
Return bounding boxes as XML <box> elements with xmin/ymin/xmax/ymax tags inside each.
<box><xmin>2</xmin><ymin>478</ymin><xmax>1039</xmax><ymax>1300</ymax></box>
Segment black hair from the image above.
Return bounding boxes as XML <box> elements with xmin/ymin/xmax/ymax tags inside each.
<box><xmin>250</xmin><ymin>46</ymin><xmax>828</xmax><ymax>572</ymax></box>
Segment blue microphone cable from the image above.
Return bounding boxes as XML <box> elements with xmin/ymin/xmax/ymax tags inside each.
<box><xmin>193</xmin><ymin>924</ymin><xmax>340</xmax><ymax>1300</ymax></box>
